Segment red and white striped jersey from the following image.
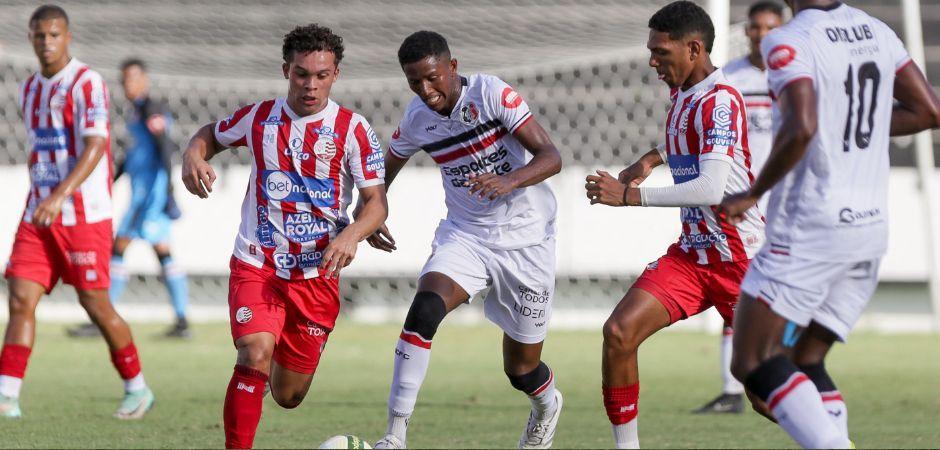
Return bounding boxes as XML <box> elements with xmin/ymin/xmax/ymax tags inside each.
<box><xmin>389</xmin><ymin>74</ymin><xmax>557</xmax><ymax>250</ymax></box>
<box><xmin>723</xmin><ymin>56</ymin><xmax>772</xmax><ymax>181</ymax></box>
<box><xmin>660</xmin><ymin>69</ymin><xmax>764</xmax><ymax>265</ymax></box>
<box><xmin>214</xmin><ymin>98</ymin><xmax>385</xmax><ymax>280</ymax></box>
<box><xmin>19</xmin><ymin>58</ymin><xmax>112</xmax><ymax>226</ymax></box>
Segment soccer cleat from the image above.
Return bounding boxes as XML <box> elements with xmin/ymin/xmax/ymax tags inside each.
<box><xmin>163</xmin><ymin>320</ymin><xmax>192</xmax><ymax>339</ymax></box>
<box><xmin>519</xmin><ymin>390</ymin><xmax>563</xmax><ymax>449</ymax></box>
<box><xmin>114</xmin><ymin>387</ymin><xmax>155</xmax><ymax>420</ymax></box>
<box><xmin>374</xmin><ymin>434</ymin><xmax>405</xmax><ymax>449</ymax></box>
<box><xmin>66</xmin><ymin>322</ymin><xmax>101</xmax><ymax>338</ymax></box>
<box><xmin>0</xmin><ymin>394</ymin><xmax>22</xmax><ymax>418</ymax></box>
<box><xmin>692</xmin><ymin>393</ymin><xmax>744</xmax><ymax>414</ymax></box>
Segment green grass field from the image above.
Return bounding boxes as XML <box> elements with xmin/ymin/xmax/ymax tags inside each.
<box><xmin>0</xmin><ymin>322</ymin><xmax>938</xmax><ymax>448</ymax></box>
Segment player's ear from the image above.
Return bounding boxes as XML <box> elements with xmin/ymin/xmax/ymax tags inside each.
<box><xmin>688</xmin><ymin>39</ymin><xmax>702</xmax><ymax>62</ymax></box>
<box><xmin>282</xmin><ymin>62</ymin><xmax>289</xmax><ymax>79</ymax></box>
<box><xmin>450</xmin><ymin>58</ymin><xmax>458</xmax><ymax>73</ymax></box>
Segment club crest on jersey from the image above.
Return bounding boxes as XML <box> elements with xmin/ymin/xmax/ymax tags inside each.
<box><xmin>236</xmin><ymin>306</ymin><xmax>253</xmax><ymax>324</ymax></box>
<box><xmin>460</xmin><ymin>102</ymin><xmax>479</xmax><ymax>126</ymax></box>
<box><xmin>767</xmin><ymin>45</ymin><xmax>796</xmax><ymax>70</ymax></box>
<box><xmin>313</xmin><ymin>137</ymin><xmax>337</xmax><ymax>160</ymax></box>
<box><xmin>501</xmin><ymin>87</ymin><xmax>523</xmax><ymax>109</ymax></box>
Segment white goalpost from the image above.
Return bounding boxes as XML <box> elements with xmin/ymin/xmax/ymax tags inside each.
<box><xmin>707</xmin><ymin>0</ymin><xmax>940</xmax><ymax>331</ymax></box>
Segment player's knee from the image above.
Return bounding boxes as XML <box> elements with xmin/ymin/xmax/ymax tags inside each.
<box><xmin>7</xmin><ymin>290</ymin><xmax>36</xmax><ymax>317</ymax></box>
<box><xmin>235</xmin><ymin>344</ymin><xmax>273</xmax><ymax>371</ymax></box>
<box><xmin>602</xmin><ymin>316</ymin><xmax>639</xmax><ymax>353</ymax></box>
<box><xmin>729</xmin><ymin>353</ymin><xmax>754</xmax><ymax>383</ymax></box>
<box><xmin>505</xmin><ymin>361</ymin><xmax>550</xmax><ymax>392</ymax></box>
<box><xmin>271</xmin><ymin>389</ymin><xmax>305</xmax><ymax>409</ymax></box>
<box><xmin>403</xmin><ymin>291</ymin><xmax>447</xmax><ymax>340</ymax></box>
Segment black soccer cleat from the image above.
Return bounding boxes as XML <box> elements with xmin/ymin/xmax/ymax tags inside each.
<box><xmin>163</xmin><ymin>319</ymin><xmax>192</xmax><ymax>339</ymax></box>
<box><xmin>66</xmin><ymin>322</ymin><xmax>101</xmax><ymax>338</ymax></box>
<box><xmin>692</xmin><ymin>393</ymin><xmax>744</xmax><ymax>414</ymax></box>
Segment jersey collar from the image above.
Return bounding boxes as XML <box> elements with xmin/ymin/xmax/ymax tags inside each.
<box><xmin>39</xmin><ymin>57</ymin><xmax>79</xmax><ymax>83</ymax></box>
<box><xmin>282</xmin><ymin>98</ymin><xmax>337</xmax><ymax>122</ymax></box>
<box><xmin>677</xmin><ymin>68</ymin><xmax>724</xmax><ymax>99</ymax></box>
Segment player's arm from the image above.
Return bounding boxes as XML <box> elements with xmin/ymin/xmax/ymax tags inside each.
<box><xmin>585</xmin><ymin>153</ymin><xmax>730</xmax><ymax>208</ymax></box>
<box><xmin>181</xmin><ymin>123</ymin><xmax>226</xmax><ymax>198</ymax></box>
<box><xmin>31</xmin><ymin>135</ymin><xmax>107</xmax><ymax>227</ymax></box>
<box><xmin>466</xmin><ymin>118</ymin><xmax>563</xmax><ymax>200</ymax></box>
<box><xmin>358</xmin><ymin>151</ymin><xmax>408</xmax><ymax>252</ymax></box>
<box><xmin>890</xmin><ymin>62</ymin><xmax>940</xmax><ymax>136</ymax></box>
<box><xmin>719</xmin><ymin>79</ymin><xmax>817</xmax><ymax>223</ymax></box>
<box><xmin>321</xmin><ymin>184</ymin><xmax>389</xmax><ymax>279</ymax></box>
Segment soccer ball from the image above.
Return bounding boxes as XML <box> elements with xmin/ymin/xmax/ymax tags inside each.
<box><xmin>318</xmin><ymin>435</ymin><xmax>371</xmax><ymax>449</ymax></box>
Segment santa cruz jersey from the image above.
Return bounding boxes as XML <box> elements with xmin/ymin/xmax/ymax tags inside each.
<box><xmin>661</xmin><ymin>69</ymin><xmax>764</xmax><ymax>264</ymax></box>
<box><xmin>20</xmin><ymin>58</ymin><xmax>113</xmax><ymax>226</ymax></box>
<box><xmin>214</xmin><ymin>98</ymin><xmax>385</xmax><ymax>280</ymax></box>
<box><xmin>760</xmin><ymin>3</ymin><xmax>911</xmax><ymax>261</ymax></box>
<box><xmin>389</xmin><ymin>74</ymin><xmax>557</xmax><ymax>250</ymax></box>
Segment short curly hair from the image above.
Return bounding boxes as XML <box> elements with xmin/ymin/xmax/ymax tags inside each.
<box><xmin>648</xmin><ymin>1</ymin><xmax>715</xmax><ymax>53</ymax></box>
<box><xmin>398</xmin><ymin>30</ymin><xmax>450</xmax><ymax>65</ymax></box>
<box><xmin>282</xmin><ymin>24</ymin><xmax>344</xmax><ymax>64</ymax></box>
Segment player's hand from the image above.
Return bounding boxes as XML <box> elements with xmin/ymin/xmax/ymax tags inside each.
<box><xmin>181</xmin><ymin>152</ymin><xmax>216</xmax><ymax>198</ymax></box>
<box><xmin>585</xmin><ymin>170</ymin><xmax>627</xmax><ymax>206</ymax></box>
<box><xmin>31</xmin><ymin>192</ymin><xmax>65</xmax><ymax>227</ymax></box>
<box><xmin>465</xmin><ymin>173</ymin><xmax>516</xmax><ymax>200</ymax></box>
<box><xmin>618</xmin><ymin>161</ymin><xmax>653</xmax><ymax>187</ymax></box>
<box><xmin>365</xmin><ymin>223</ymin><xmax>397</xmax><ymax>253</ymax></box>
<box><xmin>717</xmin><ymin>191</ymin><xmax>759</xmax><ymax>225</ymax></box>
<box><xmin>320</xmin><ymin>230</ymin><xmax>359</xmax><ymax>279</ymax></box>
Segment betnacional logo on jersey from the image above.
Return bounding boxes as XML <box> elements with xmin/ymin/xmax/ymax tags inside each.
<box><xmin>284</xmin><ymin>212</ymin><xmax>330</xmax><ymax>243</ymax></box>
<box><xmin>273</xmin><ymin>251</ymin><xmax>323</xmax><ymax>270</ymax></box>
<box><xmin>235</xmin><ymin>306</ymin><xmax>253</xmax><ymax>324</ymax></box>
<box><xmin>313</xmin><ymin>137</ymin><xmax>337</xmax><ymax>160</ymax></box>
<box><xmin>31</xmin><ymin>127</ymin><xmax>69</xmax><ymax>152</ymax></box>
<box><xmin>460</xmin><ymin>102</ymin><xmax>479</xmax><ymax>126</ymax></box>
<box><xmin>263</xmin><ymin>170</ymin><xmax>334</xmax><ymax>206</ymax></box>
<box><xmin>767</xmin><ymin>45</ymin><xmax>797</xmax><ymax>70</ymax></box>
<box><xmin>501</xmin><ymin>87</ymin><xmax>523</xmax><ymax>109</ymax></box>
<box><xmin>666</xmin><ymin>154</ymin><xmax>700</xmax><ymax>183</ymax></box>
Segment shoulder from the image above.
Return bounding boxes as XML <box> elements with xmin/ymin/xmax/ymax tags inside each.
<box><xmin>473</xmin><ymin>73</ymin><xmax>512</xmax><ymax>96</ymax></box>
<box><xmin>397</xmin><ymin>96</ymin><xmax>427</xmax><ymax>133</ymax></box>
<box><xmin>74</xmin><ymin>65</ymin><xmax>105</xmax><ymax>87</ymax></box>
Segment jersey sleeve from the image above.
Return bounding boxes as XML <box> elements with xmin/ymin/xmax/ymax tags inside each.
<box><xmin>761</xmin><ymin>30</ymin><xmax>814</xmax><ymax>98</ymax></box>
<box><xmin>697</xmin><ymin>89</ymin><xmax>742</xmax><ymax>163</ymax></box>
<box><xmin>346</xmin><ymin>115</ymin><xmax>386</xmax><ymax>188</ymax></box>
<box><xmin>76</xmin><ymin>72</ymin><xmax>110</xmax><ymax>138</ymax></box>
<box><xmin>388</xmin><ymin>118</ymin><xmax>420</xmax><ymax>159</ymax></box>
<box><xmin>484</xmin><ymin>75</ymin><xmax>533</xmax><ymax>134</ymax></box>
<box><xmin>214</xmin><ymin>103</ymin><xmax>256</xmax><ymax>148</ymax></box>
<box><xmin>880</xmin><ymin>22</ymin><xmax>913</xmax><ymax>72</ymax></box>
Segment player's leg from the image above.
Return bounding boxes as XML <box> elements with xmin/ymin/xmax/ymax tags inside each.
<box><xmin>66</xmin><ymin>234</ymin><xmax>130</xmax><ymax>338</ymax></box>
<box><xmin>792</xmin><ymin>323</ymin><xmax>847</xmax><ymax>436</ymax></box>
<box><xmin>729</xmin><ymin>293</ymin><xmax>849</xmax><ymax>448</ymax></box>
<box><xmin>504</xmin><ymin>337</ymin><xmax>562</xmax><ymax>449</ymax></box>
<box><xmin>152</xmin><ymin>242</ymin><xmax>190</xmax><ymax>338</ymax></box>
<box><xmin>0</xmin><ymin>278</ymin><xmax>46</xmax><ymax>418</ymax></box>
<box><xmin>225</xmin><ymin>332</ymin><xmax>276</xmax><ymax>449</ymax></box>
<box><xmin>693</xmin><ymin>322</ymin><xmax>744</xmax><ymax>414</ymax></box>
<box><xmin>379</xmin><ymin>271</ymin><xmax>473</xmax><ymax>448</ymax></box>
<box><xmin>602</xmin><ymin>288</ymin><xmax>671</xmax><ymax>449</ymax></box>
<box><xmin>76</xmin><ymin>287</ymin><xmax>154</xmax><ymax>419</ymax></box>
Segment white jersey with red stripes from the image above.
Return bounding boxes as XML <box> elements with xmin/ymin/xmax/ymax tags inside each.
<box><xmin>723</xmin><ymin>56</ymin><xmax>772</xmax><ymax>177</ymax></box>
<box><xmin>214</xmin><ymin>98</ymin><xmax>385</xmax><ymax>280</ymax></box>
<box><xmin>19</xmin><ymin>58</ymin><xmax>112</xmax><ymax>226</ymax></box>
<box><xmin>661</xmin><ymin>68</ymin><xmax>764</xmax><ymax>265</ymax></box>
<box><xmin>760</xmin><ymin>2</ymin><xmax>910</xmax><ymax>261</ymax></box>
<box><xmin>389</xmin><ymin>74</ymin><xmax>556</xmax><ymax>250</ymax></box>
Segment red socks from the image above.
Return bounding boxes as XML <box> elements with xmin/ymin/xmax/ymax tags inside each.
<box><xmin>110</xmin><ymin>342</ymin><xmax>142</xmax><ymax>380</ymax></box>
<box><xmin>603</xmin><ymin>383</ymin><xmax>640</xmax><ymax>424</ymax></box>
<box><xmin>223</xmin><ymin>365</ymin><xmax>269</xmax><ymax>449</ymax></box>
<box><xmin>0</xmin><ymin>344</ymin><xmax>31</xmax><ymax>378</ymax></box>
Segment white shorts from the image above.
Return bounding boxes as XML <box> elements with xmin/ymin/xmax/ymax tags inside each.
<box><xmin>740</xmin><ymin>249</ymin><xmax>881</xmax><ymax>342</ymax></box>
<box><xmin>420</xmin><ymin>222</ymin><xmax>555</xmax><ymax>344</ymax></box>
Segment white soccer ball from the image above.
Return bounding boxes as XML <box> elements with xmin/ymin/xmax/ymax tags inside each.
<box><xmin>318</xmin><ymin>435</ymin><xmax>371</xmax><ymax>449</ymax></box>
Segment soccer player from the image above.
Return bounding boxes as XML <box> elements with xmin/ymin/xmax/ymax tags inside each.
<box><xmin>180</xmin><ymin>24</ymin><xmax>388</xmax><ymax>449</ymax></box>
<box><xmin>585</xmin><ymin>2</ymin><xmax>763</xmax><ymax>447</ymax></box>
<box><xmin>693</xmin><ymin>0</ymin><xmax>783</xmax><ymax>415</ymax></box>
<box><xmin>0</xmin><ymin>5</ymin><xmax>154</xmax><ymax>419</ymax></box>
<box><xmin>67</xmin><ymin>58</ymin><xmax>191</xmax><ymax>339</ymax></box>
<box><xmin>719</xmin><ymin>0</ymin><xmax>940</xmax><ymax>447</ymax></box>
<box><xmin>368</xmin><ymin>31</ymin><xmax>564</xmax><ymax>449</ymax></box>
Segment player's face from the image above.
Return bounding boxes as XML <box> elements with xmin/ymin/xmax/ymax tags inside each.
<box><xmin>402</xmin><ymin>55</ymin><xmax>460</xmax><ymax>115</ymax></box>
<box><xmin>746</xmin><ymin>11</ymin><xmax>782</xmax><ymax>56</ymax></box>
<box><xmin>283</xmin><ymin>50</ymin><xmax>339</xmax><ymax>116</ymax></box>
<box><xmin>28</xmin><ymin>18</ymin><xmax>71</xmax><ymax>68</ymax></box>
<box><xmin>121</xmin><ymin>65</ymin><xmax>149</xmax><ymax>102</ymax></box>
<box><xmin>647</xmin><ymin>30</ymin><xmax>692</xmax><ymax>89</ymax></box>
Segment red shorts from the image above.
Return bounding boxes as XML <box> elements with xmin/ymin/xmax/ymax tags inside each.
<box><xmin>4</xmin><ymin>220</ymin><xmax>112</xmax><ymax>293</ymax></box>
<box><xmin>227</xmin><ymin>256</ymin><xmax>340</xmax><ymax>375</ymax></box>
<box><xmin>633</xmin><ymin>244</ymin><xmax>750</xmax><ymax>324</ymax></box>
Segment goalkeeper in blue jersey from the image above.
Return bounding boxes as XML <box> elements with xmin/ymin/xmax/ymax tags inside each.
<box><xmin>68</xmin><ymin>58</ymin><xmax>190</xmax><ymax>338</ymax></box>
